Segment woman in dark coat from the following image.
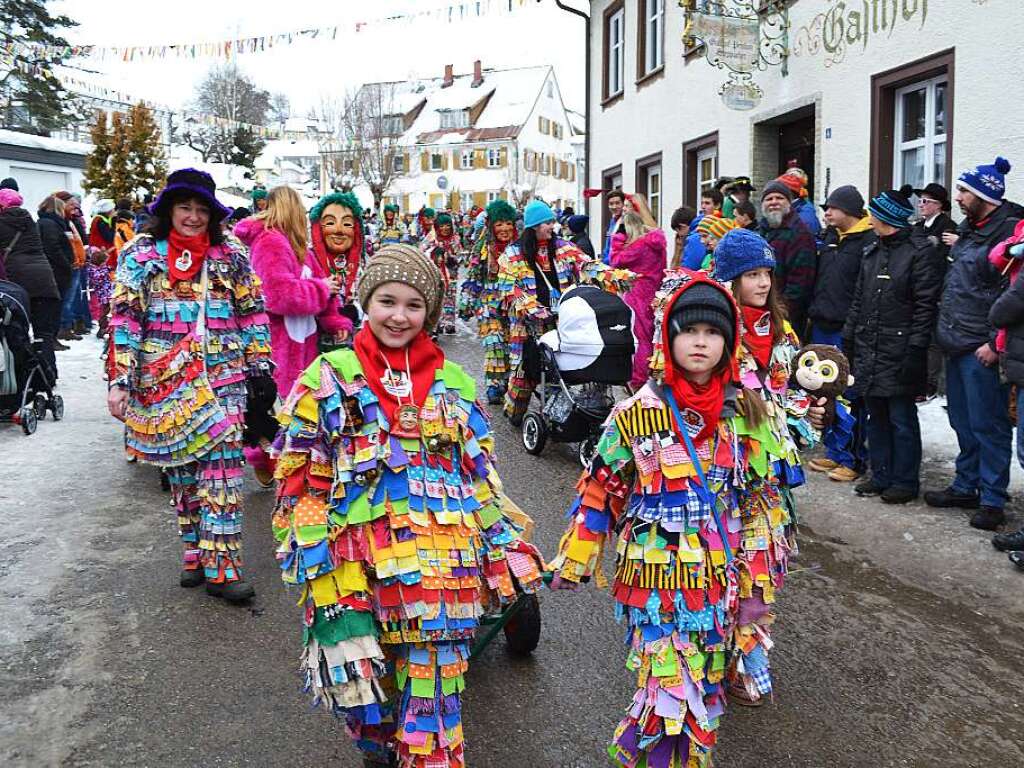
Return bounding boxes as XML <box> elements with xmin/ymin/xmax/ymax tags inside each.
<box><xmin>843</xmin><ymin>190</ymin><xmax>941</xmax><ymax>504</ymax></box>
<box><xmin>0</xmin><ymin>191</ymin><xmax>62</xmax><ymax>369</ymax></box>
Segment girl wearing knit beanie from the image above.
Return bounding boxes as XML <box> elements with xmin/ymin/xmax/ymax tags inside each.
<box><xmin>548</xmin><ymin>271</ymin><xmax>772</xmax><ymax>768</ymax></box>
<box><xmin>712</xmin><ymin>228</ymin><xmax>822</xmax><ymax>706</ymax></box>
<box><xmin>271</xmin><ymin>244</ymin><xmax>545</xmax><ymax>768</ymax></box>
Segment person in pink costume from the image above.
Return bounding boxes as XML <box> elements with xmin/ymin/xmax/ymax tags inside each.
<box><xmin>611</xmin><ymin>211</ymin><xmax>668</xmax><ymax>389</ymax></box>
<box><xmin>234</xmin><ymin>187</ymin><xmax>351</xmax><ymax>483</ymax></box>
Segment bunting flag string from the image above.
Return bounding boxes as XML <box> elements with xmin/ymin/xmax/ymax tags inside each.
<box><xmin>1</xmin><ymin>0</ymin><xmax>533</xmax><ymax>63</ymax></box>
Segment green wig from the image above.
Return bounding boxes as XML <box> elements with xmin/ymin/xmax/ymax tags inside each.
<box><xmin>251</xmin><ymin>187</ymin><xmax>268</xmax><ymax>202</ymax></box>
<box><xmin>383</xmin><ymin>203</ymin><xmax>399</xmax><ymax>214</ymax></box>
<box><xmin>422</xmin><ymin>207</ymin><xmax>436</xmax><ymax>218</ymax></box>
<box><xmin>485</xmin><ymin>199</ymin><xmax>517</xmax><ymax>224</ymax></box>
<box><xmin>309</xmin><ymin>190</ymin><xmax>363</xmax><ymax>223</ymax></box>
<box><xmin>435</xmin><ymin>212</ymin><xmax>453</xmax><ymax>227</ymax></box>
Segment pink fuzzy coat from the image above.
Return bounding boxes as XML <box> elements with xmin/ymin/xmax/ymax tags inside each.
<box><xmin>235</xmin><ymin>218</ymin><xmax>351</xmax><ymax>397</ymax></box>
<box><xmin>611</xmin><ymin>228</ymin><xmax>667</xmax><ymax>388</ymax></box>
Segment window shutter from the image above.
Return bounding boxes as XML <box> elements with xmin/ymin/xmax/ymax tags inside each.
<box><xmin>500</xmin><ymin>190</ymin><xmax>508</xmax><ymax>201</ymax></box>
<box><xmin>420</xmin><ymin>152</ymin><xmax>429</xmax><ymax>172</ymax></box>
<box><xmin>404</xmin><ymin>152</ymin><xmax>410</xmax><ymax>172</ymax></box>
<box><xmin>449</xmin><ymin>191</ymin><xmax>459</xmax><ymax>210</ymax></box>
<box><xmin>500</xmin><ymin>147</ymin><xmax>508</xmax><ymax>168</ymax></box>
<box><xmin>441</xmin><ymin>152</ymin><xmax>449</xmax><ymax>170</ymax></box>
<box><xmin>473</xmin><ymin>191</ymin><xmax>487</xmax><ymax>209</ymax></box>
<box><xmin>474</xmin><ymin>149</ymin><xmax>485</xmax><ymax>169</ymax></box>
<box><xmin>402</xmin><ymin>194</ymin><xmax>410</xmax><ymax>212</ymax></box>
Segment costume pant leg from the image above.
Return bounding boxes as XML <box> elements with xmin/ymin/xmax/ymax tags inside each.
<box><xmin>194</xmin><ymin>436</ymin><xmax>246</xmax><ymax>583</ymax></box>
<box><xmin>166</xmin><ymin>461</ymin><xmax>203</xmax><ymax>572</ymax></box>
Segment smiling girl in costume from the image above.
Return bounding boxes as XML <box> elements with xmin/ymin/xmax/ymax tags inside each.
<box><xmin>549</xmin><ymin>270</ymin><xmax>765</xmax><ymax>767</ymax></box>
<box><xmin>271</xmin><ymin>244</ymin><xmax>544</xmax><ymax>768</ymax></box>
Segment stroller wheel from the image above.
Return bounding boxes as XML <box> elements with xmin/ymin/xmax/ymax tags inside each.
<box><xmin>521</xmin><ymin>413</ymin><xmax>547</xmax><ymax>455</ymax></box>
<box><xmin>503</xmin><ymin>592</ymin><xmax>542</xmax><ymax>656</ymax></box>
<box><xmin>33</xmin><ymin>393</ymin><xmax>48</xmax><ymax>419</ymax></box>
<box><xmin>578</xmin><ymin>436</ymin><xmax>598</xmax><ymax>468</ymax></box>
<box><xmin>50</xmin><ymin>394</ymin><xmax>64</xmax><ymax>421</ymax></box>
<box><xmin>19</xmin><ymin>406</ymin><xmax>38</xmax><ymax>435</ymax></box>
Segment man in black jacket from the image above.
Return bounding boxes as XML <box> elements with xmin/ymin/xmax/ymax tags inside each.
<box><xmin>926</xmin><ymin>158</ymin><xmax>1022</xmax><ymax>530</ymax></box>
<box><xmin>565</xmin><ymin>214</ymin><xmax>595</xmax><ymax>258</ymax></box>
<box><xmin>843</xmin><ymin>190</ymin><xmax>940</xmax><ymax>504</ymax></box>
<box><xmin>806</xmin><ymin>185</ymin><xmax>875</xmax><ymax>481</ymax></box>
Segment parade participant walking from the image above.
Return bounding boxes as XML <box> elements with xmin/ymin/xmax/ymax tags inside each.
<box><xmin>498</xmin><ymin>199</ymin><xmax>632</xmax><ymax>424</ymax></box>
<box><xmin>107</xmin><ymin>168</ymin><xmax>272</xmax><ymax>603</ymax></box>
<box><xmin>234</xmin><ymin>186</ymin><xmax>352</xmax><ymax>485</ymax></box>
<box><xmin>422</xmin><ymin>212</ymin><xmax>461</xmax><ymax>335</ymax></box>
<box><xmin>271</xmin><ymin>244</ymin><xmax>544</xmax><ymax>768</ymax></box>
<box><xmin>375</xmin><ymin>203</ymin><xmax>407</xmax><ymax>248</ymax></box>
<box><xmin>460</xmin><ymin>199</ymin><xmax>518</xmax><ymax>403</ymax></box>
<box><xmin>548</xmin><ymin>271</ymin><xmax>767</xmax><ymax>767</ymax></box>
<box><xmin>844</xmin><ymin>190</ymin><xmax>940</xmax><ymax>504</ymax></box>
<box><xmin>609</xmin><ymin>211</ymin><xmax>667</xmax><ymax>389</ymax></box>
<box><xmin>712</xmin><ymin>228</ymin><xmax>815</xmax><ymax>705</ymax></box>
<box><xmin>415</xmin><ymin>206</ymin><xmax>436</xmax><ymax>242</ymax></box>
<box><xmin>307</xmin><ymin>190</ymin><xmax>367</xmax><ymax>324</ymax></box>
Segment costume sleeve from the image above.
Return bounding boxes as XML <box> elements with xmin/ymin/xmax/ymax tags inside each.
<box><xmin>229</xmin><ymin>247</ymin><xmax>273</xmax><ymax>375</ymax></box>
<box><xmin>461</xmin><ymin>399</ymin><xmax>546</xmax><ymax>599</ymax></box>
<box><xmin>107</xmin><ymin>239</ymin><xmax>149</xmax><ymax>389</ymax></box>
<box><xmin>547</xmin><ymin>417</ymin><xmax>635</xmax><ymax>584</ymax></box>
<box><xmin>576</xmin><ymin>251</ymin><xmax>636</xmax><ymax>296</ymax></box>
<box><xmin>250</xmin><ymin>234</ymin><xmax>335</xmax><ymax>319</ymax></box>
<box><xmin>498</xmin><ymin>251</ymin><xmax>550</xmax><ymax>323</ymax></box>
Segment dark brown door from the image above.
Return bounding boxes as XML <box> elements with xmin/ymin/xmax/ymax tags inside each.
<box><xmin>778</xmin><ymin>115</ymin><xmax>816</xmax><ymax>199</ymax></box>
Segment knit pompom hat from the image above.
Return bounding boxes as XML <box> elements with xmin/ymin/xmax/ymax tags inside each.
<box><xmin>868</xmin><ymin>189</ymin><xmax>915</xmax><ymax>228</ymax></box>
<box><xmin>524</xmin><ymin>199</ymin><xmax>555</xmax><ymax>228</ymax></box>
<box><xmin>697</xmin><ymin>216</ymin><xmax>739</xmax><ymax>240</ymax></box>
<box><xmin>357</xmin><ymin>244</ymin><xmax>445</xmax><ymax>329</ymax></box>
<box><xmin>957</xmin><ymin>157</ymin><xmax>1012</xmax><ymax>205</ymax></box>
<box><xmin>0</xmin><ymin>188</ymin><xmax>23</xmax><ymax>210</ymax></box>
<box><xmin>712</xmin><ymin>228</ymin><xmax>777</xmax><ymax>282</ymax></box>
<box><xmin>667</xmin><ymin>282</ymin><xmax>737</xmax><ymax>353</ymax></box>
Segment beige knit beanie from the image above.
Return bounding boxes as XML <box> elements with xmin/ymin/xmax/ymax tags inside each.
<box><xmin>356</xmin><ymin>244</ymin><xmax>444</xmax><ymax>329</ymax></box>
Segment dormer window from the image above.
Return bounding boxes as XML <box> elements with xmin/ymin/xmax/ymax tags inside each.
<box><xmin>380</xmin><ymin>115</ymin><xmax>403</xmax><ymax>136</ymax></box>
<box><xmin>439</xmin><ymin>109</ymin><xmax>470</xmax><ymax>129</ymax></box>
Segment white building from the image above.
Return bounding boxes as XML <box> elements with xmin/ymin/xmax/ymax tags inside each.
<box><xmin>347</xmin><ymin>62</ymin><xmax>581</xmax><ymax>213</ymax></box>
<box><xmin>0</xmin><ymin>129</ymin><xmax>90</xmax><ymax>212</ymax></box>
<box><xmin>584</xmin><ymin>0</ymin><xmax>1023</xmax><ymax>243</ymax></box>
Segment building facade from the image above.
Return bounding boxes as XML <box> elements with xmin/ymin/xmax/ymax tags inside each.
<box><xmin>585</xmin><ymin>0</ymin><xmax>1022</xmax><ymax>240</ymax></box>
<box><xmin>345</xmin><ymin>62</ymin><xmax>580</xmax><ymax>214</ymax></box>
<box><xmin>0</xmin><ymin>129</ymin><xmax>90</xmax><ymax>212</ymax></box>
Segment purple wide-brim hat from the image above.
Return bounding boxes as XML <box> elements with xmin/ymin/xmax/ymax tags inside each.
<box><xmin>148</xmin><ymin>168</ymin><xmax>231</xmax><ymax>220</ymax></box>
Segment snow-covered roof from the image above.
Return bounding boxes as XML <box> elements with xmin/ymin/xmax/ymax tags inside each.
<box><xmin>283</xmin><ymin>116</ymin><xmax>321</xmax><ymax>134</ymax></box>
<box><xmin>256</xmin><ymin>139</ymin><xmax>320</xmax><ymax>169</ymax></box>
<box><xmin>0</xmin><ymin>128</ymin><xmax>92</xmax><ymax>155</ymax></box>
<box><xmin>358</xmin><ymin>65</ymin><xmax>554</xmax><ymax>148</ymax></box>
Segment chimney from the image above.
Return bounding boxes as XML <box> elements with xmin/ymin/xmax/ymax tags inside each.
<box><xmin>442</xmin><ymin>64</ymin><xmax>454</xmax><ymax>88</ymax></box>
<box><xmin>471</xmin><ymin>60</ymin><xmax>483</xmax><ymax>88</ymax></box>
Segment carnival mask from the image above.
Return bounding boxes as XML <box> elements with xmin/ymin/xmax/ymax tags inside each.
<box><xmin>320</xmin><ymin>203</ymin><xmax>356</xmax><ymax>254</ymax></box>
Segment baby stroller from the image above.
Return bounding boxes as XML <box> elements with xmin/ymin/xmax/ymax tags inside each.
<box><xmin>520</xmin><ymin>284</ymin><xmax>634</xmax><ymax>467</ymax></box>
<box><xmin>0</xmin><ymin>280</ymin><xmax>63</xmax><ymax>435</ymax></box>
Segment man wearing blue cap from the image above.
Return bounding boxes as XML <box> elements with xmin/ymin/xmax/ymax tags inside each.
<box><xmin>927</xmin><ymin>158</ymin><xmax>1023</xmax><ymax>530</ymax></box>
<box><xmin>843</xmin><ymin>189</ymin><xmax>940</xmax><ymax>505</ymax></box>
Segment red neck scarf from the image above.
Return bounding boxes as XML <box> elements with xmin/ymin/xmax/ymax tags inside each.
<box><xmin>741</xmin><ymin>305</ymin><xmax>774</xmax><ymax>369</ymax></box>
<box><xmin>661</xmin><ymin>276</ymin><xmax>741</xmax><ymax>443</ymax></box>
<box><xmin>353</xmin><ymin>325</ymin><xmax>444</xmax><ymax>419</ymax></box>
<box><xmin>167</xmin><ymin>229</ymin><xmax>210</xmax><ymax>283</ymax></box>
<box><xmin>311</xmin><ymin>221</ymin><xmax>362</xmax><ymax>302</ymax></box>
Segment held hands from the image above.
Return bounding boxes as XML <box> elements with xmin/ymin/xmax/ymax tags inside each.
<box><xmin>807</xmin><ymin>397</ymin><xmax>828</xmax><ymax>431</ymax></box>
<box><xmin>107</xmin><ymin>385</ymin><xmax>128</xmax><ymax>422</ymax></box>
<box><xmin>976</xmin><ymin>343</ymin><xmax>999</xmax><ymax>367</ymax></box>
<box><xmin>941</xmin><ymin>232</ymin><xmax>959</xmax><ymax>247</ymax></box>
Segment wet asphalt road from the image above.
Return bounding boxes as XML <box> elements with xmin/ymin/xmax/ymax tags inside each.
<box><xmin>3</xmin><ymin>331</ymin><xmax>1024</xmax><ymax>768</ymax></box>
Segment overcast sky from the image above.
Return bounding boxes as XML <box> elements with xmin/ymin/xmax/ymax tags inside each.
<box><xmin>52</xmin><ymin>0</ymin><xmax>589</xmax><ymax>118</ymax></box>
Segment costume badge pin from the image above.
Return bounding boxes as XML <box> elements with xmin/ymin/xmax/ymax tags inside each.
<box><xmin>175</xmin><ymin>249</ymin><xmax>192</xmax><ymax>272</ymax></box>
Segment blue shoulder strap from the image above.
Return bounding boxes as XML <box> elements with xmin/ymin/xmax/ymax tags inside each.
<box><xmin>664</xmin><ymin>389</ymin><xmax>734</xmax><ymax>564</ymax></box>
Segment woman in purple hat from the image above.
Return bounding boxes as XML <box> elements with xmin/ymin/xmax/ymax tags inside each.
<box><xmin>106</xmin><ymin>168</ymin><xmax>273</xmax><ymax>604</ymax></box>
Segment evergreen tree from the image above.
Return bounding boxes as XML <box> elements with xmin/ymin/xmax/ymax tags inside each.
<box><xmin>227</xmin><ymin>127</ymin><xmax>265</xmax><ymax>170</ymax></box>
<box><xmin>82</xmin><ymin>110</ymin><xmax>112</xmax><ymax>194</ymax></box>
<box><xmin>0</xmin><ymin>0</ymin><xmax>82</xmax><ymax>135</ymax></box>
<box><xmin>126</xmin><ymin>103</ymin><xmax>167</xmax><ymax>199</ymax></box>
<box><xmin>106</xmin><ymin>112</ymin><xmax>133</xmax><ymax>200</ymax></box>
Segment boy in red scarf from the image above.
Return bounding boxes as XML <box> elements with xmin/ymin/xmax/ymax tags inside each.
<box><xmin>271</xmin><ymin>244</ymin><xmax>544</xmax><ymax>768</ymax></box>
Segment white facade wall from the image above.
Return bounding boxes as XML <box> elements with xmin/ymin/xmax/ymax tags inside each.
<box><xmin>587</xmin><ymin>0</ymin><xmax>1024</xmax><ymax>244</ymax></box>
<box><xmin>518</xmin><ymin>71</ymin><xmax>580</xmax><ymax>208</ymax></box>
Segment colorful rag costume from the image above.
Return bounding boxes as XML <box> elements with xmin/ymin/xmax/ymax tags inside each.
<box><xmin>460</xmin><ymin>201</ymin><xmax>517</xmax><ymax>402</ymax></box>
<box><xmin>421</xmin><ymin>219</ymin><xmax>461</xmax><ymax>335</ymax></box>
<box><xmin>271</xmin><ymin>347</ymin><xmax>544</xmax><ymax>768</ymax></box>
<box><xmin>308</xmin><ymin>191</ymin><xmax>367</xmax><ymax>315</ymax></box>
<box><xmin>497</xmin><ymin>236</ymin><xmax>633</xmax><ymax>420</ymax></box>
<box><xmin>376</xmin><ymin>207</ymin><xmax>407</xmax><ymax>249</ymax></box>
<box><xmin>610</xmin><ymin>228</ymin><xmax>668</xmax><ymax>389</ymax></box>
<box><xmin>549</xmin><ymin>273</ymin><xmax>762</xmax><ymax>768</ymax></box>
<box><xmin>109</xmin><ymin>233</ymin><xmax>272</xmax><ymax>583</ymax></box>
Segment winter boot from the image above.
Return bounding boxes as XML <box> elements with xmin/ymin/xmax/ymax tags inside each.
<box><xmin>924</xmin><ymin>487</ymin><xmax>980</xmax><ymax>509</ymax></box>
<box><xmin>969</xmin><ymin>506</ymin><xmax>1006</xmax><ymax>531</ymax></box>
<box><xmin>992</xmin><ymin>528</ymin><xmax>1024</xmax><ymax>552</ymax></box>
<box><xmin>206</xmin><ymin>578</ymin><xmax>255</xmax><ymax>603</ymax></box>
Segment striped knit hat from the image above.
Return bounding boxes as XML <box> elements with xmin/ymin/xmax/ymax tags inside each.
<box><xmin>868</xmin><ymin>189</ymin><xmax>915</xmax><ymax>228</ymax></box>
<box><xmin>697</xmin><ymin>216</ymin><xmax>739</xmax><ymax>240</ymax></box>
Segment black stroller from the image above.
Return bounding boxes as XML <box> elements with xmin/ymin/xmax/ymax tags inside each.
<box><xmin>0</xmin><ymin>280</ymin><xmax>63</xmax><ymax>435</ymax></box>
<box><xmin>520</xmin><ymin>284</ymin><xmax>634</xmax><ymax>467</ymax></box>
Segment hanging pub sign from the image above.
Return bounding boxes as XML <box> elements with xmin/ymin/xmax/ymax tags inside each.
<box><xmin>689</xmin><ymin>11</ymin><xmax>760</xmax><ymax>74</ymax></box>
<box><xmin>721</xmin><ymin>80</ymin><xmax>762</xmax><ymax>111</ymax></box>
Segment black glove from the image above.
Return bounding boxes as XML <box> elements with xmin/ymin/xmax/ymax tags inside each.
<box><xmin>246</xmin><ymin>372</ymin><xmax>277</xmax><ymax>411</ymax></box>
<box><xmin>898</xmin><ymin>346</ymin><xmax>928</xmax><ymax>386</ymax></box>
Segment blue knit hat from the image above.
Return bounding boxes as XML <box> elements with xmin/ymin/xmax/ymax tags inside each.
<box><xmin>868</xmin><ymin>189</ymin><xmax>915</xmax><ymax>228</ymax></box>
<box><xmin>957</xmin><ymin>157</ymin><xmax>1012</xmax><ymax>205</ymax></box>
<box><xmin>712</xmin><ymin>229</ymin><xmax>776</xmax><ymax>282</ymax></box>
<box><xmin>523</xmin><ymin>199</ymin><xmax>555</xmax><ymax>228</ymax></box>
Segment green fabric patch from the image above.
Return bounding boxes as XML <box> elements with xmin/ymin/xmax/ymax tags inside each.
<box><xmin>476</xmin><ymin>501</ymin><xmax>501</xmax><ymax>529</ymax></box>
<box><xmin>300</xmin><ymin>348</ymin><xmax>363</xmax><ymax>389</ymax></box>
<box><xmin>307</xmin><ymin>608</ymin><xmax>377</xmax><ymax>646</ymax></box>
<box><xmin>410</xmin><ymin>675</ymin><xmax>436</xmax><ymax>698</ymax></box>
<box><xmin>439</xmin><ymin>361</ymin><xmax>476</xmax><ymax>401</ymax></box>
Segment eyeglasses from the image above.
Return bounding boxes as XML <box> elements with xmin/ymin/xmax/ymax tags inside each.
<box><xmin>919</xmin><ymin>198</ymin><xmax>940</xmax><ymax>205</ymax></box>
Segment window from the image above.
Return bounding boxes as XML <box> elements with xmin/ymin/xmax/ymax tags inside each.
<box><xmin>430</xmin><ymin>152</ymin><xmax>443</xmax><ymax>171</ymax></box>
<box><xmin>603</xmin><ymin>3</ymin><xmax>626</xmax><ymax>102</ymax></box>
<box><xmin>551</xmin><ymin>122</ymin><xmax>562</xmax><ymax>139</ymax></box>
<box><xmin>439</xmin><ymin>109</ymin><xmax>469</xmax><ymax>129</ymax></box>
<box><xmin>487</xmin><ymin>148</ymin><xmax>501</xmax><ymax>168</ymax></box>
<box><xmin>682</xmin><ymin>131</ymin><xmax>718</xmax><ymax>208</ymax></box>
<box><xmin>380</xmin><ymin>115</ymin><xmax>403</xmax><ymax>136</ymax></box>
<box><xmin>460</xmin><ymin>149</ymin><xmax>474</xmax><ymax>169</ymax></box>
<box><xmin>539</xmin><ymin>116</ymin><xmax>550</xmax><ymax>134</ymax></box>
<box><xmin>636</xmin><ymin>153</ymin><xmax>663</xmax><ymax>227</ymax></box>
<box><xmin>392</xmin><ymin>154</ymin><xmax>404</xmax><ymax>173</ymax></box>
<box><xmin>487</xmin><ymin>191</ymin><xmax>500</xmax><ymax>203</ymax></box>
<box><xmin>429</xmin><ymin>193</ymin><xmax>445</xmax><ymax>208</ymax></box>
<box><xmin>894</xmin><ymin>75</ymin><xmax>948</xmax><ymax>190</ymax></box>
<box><xmin>638</xmin><ymin>0</ymin><xmax>665</xmax><ymax>80</ymax></box>
<box><xmin>460</xmin><ymin>192</ymin><xmax>474</xmax><ymax>211</ymax></box>
<box><xmin>870</xmin><ymin>49</ymin><xmax>954</xmax><ymax>193</ymax></box>
<box><xmin>524</xmin><ymin>151</ymin><xmax>535</xmax><ymax>172</ymax></box>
